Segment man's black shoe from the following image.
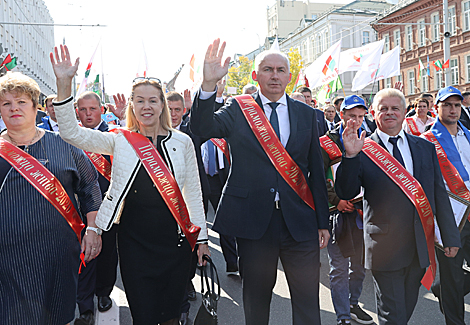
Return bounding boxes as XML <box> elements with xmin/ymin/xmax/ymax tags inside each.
<box><xmin>431</xmin><ymin>283</ymin><xmax>444</xmax><ymax>314</ymax></box>
<box><xmin>226</xmin><ymin>263</ymin><xmax>239</xmax><ymax>276</ymax></box>
<box><xmin>188</xmin><ymin>281</ymin><xmax>197</xmax><ymax>301</ymax></box>
<box><xmin>74</xmin><ymin>310</ymin><xmax>94</xmax><ymax>325</ymax></box>
<box><xmin>98</xmin><ymin>296</ymin><xmax>113</xmax><ymax>312</ymax></box>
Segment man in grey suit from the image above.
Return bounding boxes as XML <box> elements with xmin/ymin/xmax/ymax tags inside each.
<box><xmin>335</xmin><ymin>88</ymin><xmax>460</xmax><ymax>325</ymax></box>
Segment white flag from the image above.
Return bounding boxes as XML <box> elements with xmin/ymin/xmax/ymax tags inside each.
<box><xmin>351</xmin><ymin>46</ymin><xmax>400</xmax><ymax>92</ymax></box>
<box><xmin>271</xmin><ymin>36</ymin><xmax>280</xmax><ymax>52</ymax></box>
<box><xmin>339</xmin><ymin>39</ymin><xmax>384</xmax><ymax>74</ymax></box>
<box><xmin>305</xmin><ymin>40</ymin><xmax>342</xmax><ymax>89</ymax></box>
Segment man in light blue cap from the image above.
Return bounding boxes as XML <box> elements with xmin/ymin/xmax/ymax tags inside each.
<box><xmin>428</xmin><ymin>86</ymin><xmax>470</xmax><ymax>325</ymax></box>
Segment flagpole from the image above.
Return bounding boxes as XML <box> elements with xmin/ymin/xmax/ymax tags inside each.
<box><xmin>368</xmin><ymin>68</ymin><xmax>380</xmax><ymax>105</ymax></box>
<box><xmin>339</xmin><ymin>75</ymin><xmax>346</xmax><ymax>97</ymax></box>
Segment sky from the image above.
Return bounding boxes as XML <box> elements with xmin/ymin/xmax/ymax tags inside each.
<box><xmin>43</xmin><ymin>0</ymin><xmax>353</xmax><ymax>97</ymax></box>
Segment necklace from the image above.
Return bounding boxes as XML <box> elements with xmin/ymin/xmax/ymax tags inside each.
<box><xmin>7</xmin><ymin>127</ymin><xmax>40</xmax><ymax>151</ymax></box>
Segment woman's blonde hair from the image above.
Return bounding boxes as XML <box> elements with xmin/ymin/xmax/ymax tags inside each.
<box><xmin>0</xmin><ymin>72</ymin><xmax>41</xmax><ymax>107</ymax></box>
<box><xmin>125</xmin><ymin>79</ymin><xmax>172</xmax><ymax>132</ymax></box>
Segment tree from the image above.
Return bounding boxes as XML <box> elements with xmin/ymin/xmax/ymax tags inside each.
<box><xmin>286</xmin><ymin>48</ymin><xmax>304</xmax><ymax>94</ymax></box>
<box><xmin>227</xmin><ymin>56</ymin><xmax>253</xmax><ymax>95</ymax></box>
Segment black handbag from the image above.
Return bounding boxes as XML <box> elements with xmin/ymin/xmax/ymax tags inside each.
<box><xmin>194</xmin><ymin>255</ymin><xmax>220</xmax><ymax>325</ymax></box>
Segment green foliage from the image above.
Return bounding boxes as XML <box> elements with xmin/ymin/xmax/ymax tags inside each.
<box><xmin>227</xmin><ymin>56</ymin><xmax>253</xmax><ymax>95</ymax></box>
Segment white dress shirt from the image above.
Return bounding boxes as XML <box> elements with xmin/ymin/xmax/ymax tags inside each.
<box><xmin>377</xmin><ymin>128</ymin><xmax>414</xmax><ymax>175</ymax></box>
<box><xmin>49</xmin><ymin>118</ymin><xmax>59</xmax><ymax>132</ymax></box>
<box><xmin>201</xmin><ymin>141</ymin><xmax>225</xmax><ymax>175</ymax></box>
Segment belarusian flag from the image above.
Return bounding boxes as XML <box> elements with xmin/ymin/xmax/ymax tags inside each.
<box><xmin>442</xmin><ymin>59</ymin><xmax>450</xmax><ymax>69</ymax></box>
<box><xmin>77</xmin><ymin>42</ymin><xmax>100</xmax><ymax>96</ymax></box>
<box><xmin>293</xmin><ymin>69</ymin><xmax>308</xmax><ymax>90</ymax></box>
<box><xmin>418</xmin><ymin>58</ymin><xmax>425</xmax><ymax>82</ymax></box>
<box><xmin>5</xmin><ymin>57</ymin><xmax>17</xmax><ymax>71</ymax></box>
<box><xmin>433</xmin><ymin>60</ymin><xmax>443</xmax><ymax>71</ymax></box>
<box><xmin>1</xmin><ymin>54</ymin><xmax>12</xmax><ymax>67</ymax></box>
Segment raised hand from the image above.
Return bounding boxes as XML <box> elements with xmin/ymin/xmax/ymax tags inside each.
<box><xmin>107</xmin><ymin>93</ymin><xmax>127</xmax><ymax>119</ymax></box>
<box><xmin>394</xmin><ymin>81</ymin><xmax>403</xmax><ymax>92</ymax></box>
<box><xmin>342</xmin><ymin>119</ymin><xmax>366</xmax><ymax>158</ymax></box>
<box><xmin>216</xmin><ymin>79</ymin><xmax>226</xmax><ymax>98</ymax></box>
<box><xmin>183</xmin><ymin>89</ymin><xmax>192</xmax><ymax>111</ymax></box>
<box><xmin>202</xmin><ymin>39</ymin><xmax>231</xmax><ymax>92</ymax></box>
<box><xmin>50</xmin><ymin>45</ymin><xmax>79</xmax><ymax>82</ymax></box>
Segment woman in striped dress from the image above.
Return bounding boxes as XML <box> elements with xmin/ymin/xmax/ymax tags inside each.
<box><xmin>0</xmin><ymin>72</ymin><xmax>102</xmax><ymax>324</ymax></box>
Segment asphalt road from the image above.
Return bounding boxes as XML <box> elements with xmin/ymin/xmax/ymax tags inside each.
<box><xmin>75</xmin><ymin>206</ymin><xmax>470</xmax><ymax>324</ymax></box>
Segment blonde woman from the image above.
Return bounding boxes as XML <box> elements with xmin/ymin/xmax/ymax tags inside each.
<box><xmin>51</xmin><ymin>45</ymin><xmax>209</xmax><ymax>325</ymax></box>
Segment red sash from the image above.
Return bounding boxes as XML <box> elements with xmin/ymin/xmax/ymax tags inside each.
<box><xmin>234</xmin><ymin>95</ymin><xmax>315</xmax><ymax>211</ymax></box>
<box><xmin>362</xmin><ymin>138</ymin><xmax>436</xmax><ymax>290</ymax></box>
<box><xmin>0</xmin><ymin>138</ymin><xmax>84</xmax><ymax>243</ymax></box>
<box><xmin>113</xmin><ymin>129</ymin><xmax>201</xmax><ymax>250</ymax></box>
<box><xmin>84</xmin><ymin>151</ymin><xmax>112</xmax><ymax>182</ymax></box>
<box><xmin>422</xmin><ymin>132</ymin><xmax>470</xmax><ymax>206</ymax></box>
<box><xmin>210</xmin><ymin>138</ymin><xmax>231</xmax><ymax>166</ymax></box>
<box><xmin>406</xmin><ymin>118</ymin><xmax>421</xmax><ymax>136</ymax></box>
<box><xmin>319</xmin><ymin>135</ymin><xmax>342</xmax><ymax>162</ymax></box>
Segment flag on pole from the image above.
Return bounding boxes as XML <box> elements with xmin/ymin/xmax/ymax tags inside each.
<box><xmin>271</xmin><ymin>36</ymin><xmax>280</xmax><ymax>51</ymax></box>
<box><xmin>338</xmin><ymin>39</ymin><xmax>384</xmax><ymax>73</ymax></box>
<box><xmin>418</xmin><ymin>58</ymin><xmax>425</xmax><ymax>82</ymax></box>
<box><xmin>426</xmin><ymin>56</ymin><xmax>431</xmax><ymax>76</ymax></box>
<box><xmin>331</xmin><ymin>76</ymin><xmax>343</xmax><ymax>93</ymax></box>
<box><xmin>305</xmin><ymin>40</ymin><xmax>342</xmax><ymax>89</ymax></box>
<box><xmin>77</xmin><ymin>42</ymin><xmax>100</xmax><ymax>97</ymax></box>
<box><xmin>5</xmin><ymin>57</ymin><xmax>17</xmax><ymax>71</ymax></box>
<box><xmin>442</xmin><ymin>59</ymin><xmax>450</xmax><ymax>69</ymax></box>
<box><xmin>433</xmin><ymin>60</ymin><xmax>443</xmax><ymax>71</ymax></box>
<box><xmin>293</xmin><ymin>69</ymin><xmax>309</xmax><ymax>90</ymax></box>
<box><xmin>316</xmin><ymin>77</ymin><xmax>342</xmax><ymax>105</ymax></box>
<box><xmin>351</xmin><ymin>46</ymin><xmax>400</xmax><ymax>91</ymax></box>
<box><xmin>249</xmin><ymin>60</ymin><xmax>257</xmax><ymax>85</ymax></box>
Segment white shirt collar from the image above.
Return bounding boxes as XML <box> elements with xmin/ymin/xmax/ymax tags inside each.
<box><xmin>258</xmin><ymin>91</ymin><xmax>288</xmax><ymax>108</ymax></box>
<box><xmin>377</xmin><ymin>128</ymin><xmax>407</xmax><ymax>146</ymax></box>
<box><xmin>49</xmin><ymin>118</ymin><xmax>58</xmax><ymax>128</ymax></box>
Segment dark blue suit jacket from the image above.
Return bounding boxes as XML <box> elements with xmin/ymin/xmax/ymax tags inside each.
<box><xmin>190</xmin><ymin>91</ymin><xmax>329</xmax><ymax>242</ymax></box>
<box><xmin>335</xmin><ymin>131</ymin><xmax>460</xmax><ymax>271</ymax></box>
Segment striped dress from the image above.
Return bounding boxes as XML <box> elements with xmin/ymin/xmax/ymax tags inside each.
<box><xmin>0</xmin><ymin>131</ymin><xmax>101</xmax><ymax>324</ymax></box>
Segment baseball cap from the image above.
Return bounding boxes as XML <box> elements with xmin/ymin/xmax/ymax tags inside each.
<box><xmin>340</xmin><ymin>95</ymin><xmax>367</xmax><ymax>112</ymax></box>
<box><xmin>435</xmin><ymin>86</ymin><xmax>463</xmax><ymax>104</ymax></box>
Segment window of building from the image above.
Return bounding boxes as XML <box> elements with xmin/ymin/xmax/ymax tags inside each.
<box><xmin>408</xmin><ymin>70</ymin><xmax>415</xmax><ymax>95</ymax></box>
<box><xmin>464</xmin><ymin>1</ymin><xmax>470</xmax><ymax>31</ymax></box>
<box><xmin>384</xmin><ymin>34</ymin><xmax>390</xmax><ymax>52</ymax></box>
<box><xmin>394</xmin><ymin>29</ymin><xmax>401</xmax><ymax>48</ymax></box>
<box><xmin>451</xmin><ymin>58</ymin><xmax>459</xmax><ymax>85</ymax></box>
<box><xmin>325</xmin><ymin>30</ymin><xmax>329</xmax><ymax>49</ymax></box>
<box><xmin>318</xmin><ymin>35</ymin><xmax>323</xmax><ymax>53</ymax></box>
<box><xmin>449</xmin><ymin>6</ymin><xmax>456</xmax><ymax>35</ymax></box>
<box><xmin>342</xmin><ymin>29</ymin><xmax>351</xmax><ymax>48</ymax></box>
<box><xmin>435</xmin><ymin>70</ymin><xmax>443</xmax><ymax>90</ymax></box>
<box><xmin>406</xmin><ymin>25</ymin><xmax>413</xmax><ymax>51</ymax></box>
<box><xmin>362</xmin><ymin>31</ymin><xmax>370</xmax><ymax>45</ymax></box>
<box><xmin>418</xmin><ymin>19</ymin><xmax>426</xmax><ymax>47</ymax></box>
<box><xmin>422</xmin><ymin>74</ymin><xmax>429</xmax><ymax>92</ymax></box>
<box><xmin>397</xmin><ymin>73</ymin><xmax>402</xmax><ymax>83</ymax></box>
<box><xmin>467</xmin><ymin>55</ymin><xmax>470</xmax><ymax>82</ymax></box>
<box><xmin>432</xmin><ymin>13</ymin><xmax>440</xmax><ymax>42</ymax></box>
<box><xmin>386</xmin><ymin>77</ymin><xmax>392</xmax><ymax>88</ymax></box>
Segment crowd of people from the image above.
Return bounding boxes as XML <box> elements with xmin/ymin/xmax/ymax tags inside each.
<box><xmin>0</xmin><ymin>38</ymin><xmax>469</xmax><ymax>325</ymax></box>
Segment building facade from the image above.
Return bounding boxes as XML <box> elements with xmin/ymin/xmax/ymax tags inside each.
<box><xmin>0</xmin><ymin>0</ymin><xmax>56</xmax><ymax>100</ymax></box>
<box><xmin>373</xmin><ymin>0</ymin><xmax>470</xmax><ymax>104</ymax></box>
<box><xmin>277</xmin><ymin>0</ymin><xmax>393</xmax><ymax>100</ymax></box>
<box><xmin>267</xmin><ymin>0</ymin><xmax>343</xmax><ymax>38</ymax></box>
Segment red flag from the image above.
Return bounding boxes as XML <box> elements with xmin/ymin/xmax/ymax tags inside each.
<box><xmin>442</xmin><ymin>59</ymin><xmax>450</xmax><ymax>69</ymax></box>
<box><xmin>304</xmin><ymin>75</ymin><xmax>309</xmax><ymax>87</ymax></box>
<box><xmin>1</xmin><ymin>54</ymin><xmax>12</xmax><ymax>67</ymax></box>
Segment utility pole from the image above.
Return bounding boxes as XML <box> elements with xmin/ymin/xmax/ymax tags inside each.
<box><xmin>443</xmin><ymin>0</ymin><xmax>451</xmax><ymax>87</ymax></box>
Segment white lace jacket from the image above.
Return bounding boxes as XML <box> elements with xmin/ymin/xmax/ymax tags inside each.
<box><xmin>53</xmin><ymin>97</ymin><xmax>208</xmax><ymax>242</ymax></box>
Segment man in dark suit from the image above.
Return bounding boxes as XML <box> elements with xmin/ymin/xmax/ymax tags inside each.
<box><xmin>190</xmin><ymin>39</ymin><xmax>330</xmax><ymax>325</ymax></box>
<box><xmin>298</xmin><ymin>86</ymin><xmax>328</xmax><ymax>136</ymax></box>
<box><xmin>362</xmin><ymin>113</ymin><xmax>377</xmax><ymax>133</ymax></box>
<box><xmin>335</xmin><ymin>88</ymin><xmax>460</xmax><ymax>325</ymax></box>
<box><xmin>458</xmin><ymin>91</ymin><xmax>470</xmax><ymax>130</ymax></box>
<box><xmin>74</xmin><ymin>91</ymin><xmax>117</xmax><ymax>325</ymax></box>
<box><xmin>38</xmin><ymin>94</ymin><xmax>60</xmax><ymax>131</ymax></box>
<box><xmin>333</xmin><ymin>96</ymin><xmax>343</xmax><ymax>124</ymax></box>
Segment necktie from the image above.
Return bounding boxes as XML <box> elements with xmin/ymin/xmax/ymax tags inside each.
<box><xmin>207</xmin><ymin>140</ymin><xmax>217</xmax><ymax>177</ymax></box>
<box><xmin>268</xmin><ymin>102</ymin><xmax>280</xmax><ymax>139</ymax></box>
<box><xmin>388</xmin><ymin>136</ymin><xmax>405</xmax><ymax>167</ymax></box>
<box><xmin>330</xmin><ymin>122</ymin><xmax>335</xmax><ymax>130</ymax></box>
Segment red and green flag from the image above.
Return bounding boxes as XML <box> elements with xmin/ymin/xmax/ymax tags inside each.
<box><xmin>442</xmin><ymin>59</ymin><xmax>450</xmax><ymax>69</ymax></box>
<box><xmin>433</xmin><ymin>60</ymin><xmax>443</xmax><ymax>71</ymax></box>
<box><xmin>1</xmin><ymin>54</ymin><xmax>12</xmax><ymax>67</ymax></box>
<box><xmin>322</xmin><ymin>55</ymin><xmax>336</xmax><ymax>75</ymax></box>
<box><xmin>293</xmin><ymin>69</ymin><xmax>309</xmax><ymax>90</ymax></box>
<box><xmin>5</xmin><ymin>57</ymin><xmax>17</xmax><ymax>71</ymax></box>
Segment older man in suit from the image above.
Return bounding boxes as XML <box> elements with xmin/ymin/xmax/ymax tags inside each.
<box><xmin>190</xmin><ymin>39</ymin><xmax>330</xmax><ymax>325</ymax></box>
<box><xmin>335</xmin><ymin>88</ymin><xmax>460</xmax><ymax>325</ymax></box>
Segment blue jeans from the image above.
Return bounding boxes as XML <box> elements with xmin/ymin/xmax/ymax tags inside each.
<box><xmin>327</xmin><ymin>217</ymin><xmax>366</xmax><ymax>321</ymax></box>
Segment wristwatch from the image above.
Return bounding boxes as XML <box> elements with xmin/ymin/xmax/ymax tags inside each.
<box><xmin>86</xmin><ymin>226</ymin><xmax>103</xmax><ymax>236</ymax></box>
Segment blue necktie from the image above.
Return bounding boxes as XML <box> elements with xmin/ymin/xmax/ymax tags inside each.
<box><xmin>388</xmin><ymin>136</ymin><xmax>405</xmax><ymax>167</ymax></box>
<box><xmin>207</xmin><ymin>140</ymin><xmax>217</xmax><ymax>177</ymax></box>
<box><xmin>268</xmin><ymin>102</ymin><xmax>280</xmax><ymax>139</ymax></box>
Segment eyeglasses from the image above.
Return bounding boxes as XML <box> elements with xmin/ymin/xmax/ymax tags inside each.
<box><xmin>132</xmin><ymin>77</ymin><xmax>162</xmax><ymax>85</ymax></box>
